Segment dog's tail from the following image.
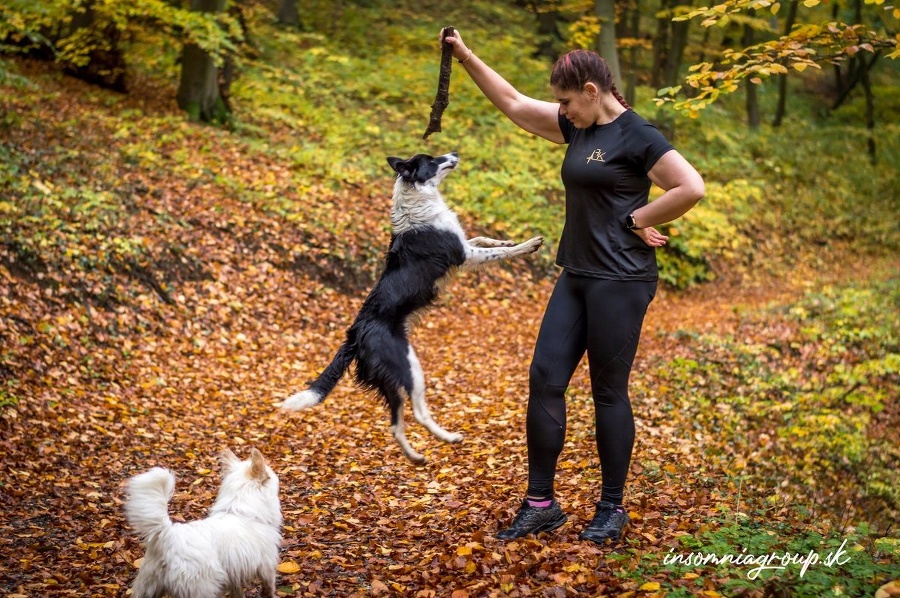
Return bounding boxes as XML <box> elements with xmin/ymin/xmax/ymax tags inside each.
<box><xmin>125</xmin><ymin>467</ymin><xmax>175</xmax><ymax>540</ymax></box>
<box><xmin>281</xmin><ymin>342</ymin><xmax>355</xmax><ymax>410</ymax></box>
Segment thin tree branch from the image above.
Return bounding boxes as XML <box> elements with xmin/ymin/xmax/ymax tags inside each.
<box><xmin>423</xmin><ymin>26</ymin><xmax>454</xmax><ymax>140</ymax></box>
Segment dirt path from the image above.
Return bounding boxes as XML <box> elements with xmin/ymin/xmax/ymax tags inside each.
<box><xmin>645</xmin><ymin>248</ymin><xmax>895</xmax><ymax>336</ymax></box>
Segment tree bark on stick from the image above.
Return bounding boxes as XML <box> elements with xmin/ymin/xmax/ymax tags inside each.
<box><xmin>423</xmin><ymin>26</ymin><xmax>454</xmax><ymax>139</ymax></box>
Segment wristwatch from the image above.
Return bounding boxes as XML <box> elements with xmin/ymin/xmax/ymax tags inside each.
<box><xmin>625</xmin><ymin>213</ymin><xmax>639</xmax><ymax>230</ymax></box>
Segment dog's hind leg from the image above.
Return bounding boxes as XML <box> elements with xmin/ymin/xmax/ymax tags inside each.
<box><xmin>128</xmin><ymin>574</ymin><xmax>154</xmax><ymax>598</ymax></box>
<box><xmin>387</xmin><ymin>388</ymin><xmax>426</xmax><ymax>464</ymax></box>
<box><xmin>407</xmin><ymin>346</ymin><xmax>463</xmax><ymax>445</ymax></box>
<box><xmin>259</xmin><ymin>572</ymin><xmax>277</xmax><ymax>598</ymax></box>
<box><xmin>382</xmin><ymin>388</ymin><xmax>425</xmax><ymax>465</ymax></box>
<box><xmin>129</xmin><ymin>571</ymin><xmax>165</xmax><ymax>598</ymax></box>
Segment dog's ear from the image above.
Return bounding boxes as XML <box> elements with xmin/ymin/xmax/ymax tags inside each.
<box><xmin>387</xmin><ymin>156</ymin><xmax>409</xmax><ymax>177</ymax></box>
<box><xmin>220</xmin><ymin>448</ymin><xmax>240</xmax><ymax>470</ymax></box>
<box><xmin>249</xmin><ymin>447</ymin><xmax>270</xmax><ymax>483</ymax></box>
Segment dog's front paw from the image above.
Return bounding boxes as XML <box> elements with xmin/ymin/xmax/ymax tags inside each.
<box><xmin>522</xmin><ymin>236</ymin><xmax>544</xmax><ymax>253</ymax></box>
<box><xmin>445</xmin><ymin>432</ymin><xmax>464</xmax><ymax>443</ymax></box>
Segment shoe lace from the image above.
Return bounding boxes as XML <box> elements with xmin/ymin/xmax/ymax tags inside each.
<box><xmin>589</xmin><ymin>503</ymin><xmax>620</xmax><ymax>529</ymax></box>
<box><xmin>511</xmin><ymin>503</ymin><xmax>538</xmax><ymax>526</ymax></box>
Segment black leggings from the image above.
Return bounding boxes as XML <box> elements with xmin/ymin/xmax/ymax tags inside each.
<box><xmin>526</xmin><ymin>271</ymin><xmax>656</xmax><ymax>504</ymax></box>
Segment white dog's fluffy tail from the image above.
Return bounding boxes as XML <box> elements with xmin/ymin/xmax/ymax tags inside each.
<box><xmin>125</xmin><ymin>467</ymin><xmax>175</xmax><ymax>539</ymax></box>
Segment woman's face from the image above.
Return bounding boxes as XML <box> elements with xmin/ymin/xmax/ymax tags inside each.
<box><xmin>552</xmin><ymin>84</ymin><xmax>598</xmax><ymax>129</ymax></box>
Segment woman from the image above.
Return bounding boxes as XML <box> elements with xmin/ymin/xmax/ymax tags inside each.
<box><xmin>440</xmin><ymin>28</ymin><xmax>705</xmax><ymax>543</ymax></box>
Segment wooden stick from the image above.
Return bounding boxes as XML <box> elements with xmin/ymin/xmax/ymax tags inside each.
<box><xmin>423</xmin><ymin>26</ymin><xmax>454</xmax><ymax>140</ymax></box>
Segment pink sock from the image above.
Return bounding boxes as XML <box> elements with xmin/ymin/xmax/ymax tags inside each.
<box><xmin>527</xmin><ymin>498</ymin><xmax>553</xmax><ymax>508</ymax></box>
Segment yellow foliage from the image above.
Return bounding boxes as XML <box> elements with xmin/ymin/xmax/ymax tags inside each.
<box><xmin>277</xmin><ymin>561</ymin><xmax>301</xmax><ymax>574</ymax></box>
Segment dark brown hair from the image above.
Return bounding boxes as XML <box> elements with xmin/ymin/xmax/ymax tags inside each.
<box><xmin>550</xmin><ymin>50</ymin><xmax>630</xmax><ymax>109</ymax></box>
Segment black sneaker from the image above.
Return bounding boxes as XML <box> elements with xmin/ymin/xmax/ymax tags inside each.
<box><xmin>496</xmin><ymin>499</ymin><xmax>568</xmax><ymax>540</ymax></box>
<box><xmin>579</xmin><ymin>501</ymin><xmax>630</xmax><ymax>544</ymax></box>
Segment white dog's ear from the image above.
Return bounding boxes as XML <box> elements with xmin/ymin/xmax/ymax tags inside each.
<box><xmin>220</xmin><ymin>449</ymin><xmax>240</xmax><ymax>470</ymax></box>
<box><xmin>248</xmin><ymin>448</ymin><xmax>269</xmax><ymax>483</ymax></box>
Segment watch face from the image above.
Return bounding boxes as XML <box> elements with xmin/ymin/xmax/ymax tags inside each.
<box><xmin>626</xmin><ymin>214</ymin><xmax>636</xmax><ymax>229</ymax></box>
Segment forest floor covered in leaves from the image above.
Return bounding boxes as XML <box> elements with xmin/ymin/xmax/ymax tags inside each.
<box><xmin>2</xmin><ymin>60</ymin><xmax>898</xmax><ymax>597</ymax></box>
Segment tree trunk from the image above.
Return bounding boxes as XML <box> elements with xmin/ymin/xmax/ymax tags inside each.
<box><xmin>177</xmin><ymin>0</ymin><xmax>229</xmax><ymax>123</ymax></box>
<box><xmin>861</xmin><ymin>59</ymin><xmax>876</xmax><ymax>162</ymax></box>
<box><xmin>831</xmin><ymin>1</ymin><xmax>844</xmax><ymax>97</ymax></box>
<box><xmin>662</xmin><ymin>16</ymin><xmax>689</xmax><ymax>88</ymax></box>
<box><xmin>742</xmin><ymin>14</ymin><xmax>760</xmax><ymax>129</ymax></box>
<box><xmin>276</xmin><ymin>0</ymin><xmax>300</xmax><ymax>27</ymax></box>
<box><xmin>516</xmin><ymin>0</ymin><xmax>564</xmax><ymax>61</ymax></box>
<box><xmin>831</xmin><ymin>51</ymin><xmax>880</xmax><ymax>111</ymax></box>
<box><xmin>63</xmin><ymin>1</ymin><xmax>127</xmax><ymax>91</ymax></box>
<box><xmin>625</xmin><ymin>0</ymin><xmax>640</xmax><ymax>107</ymax></box>
<box><xmin>594</xmin><ymin>0</ymin><xmax>622</xmax><ymax>89</ymax></box>
<box><xmin>651</xmin><ymin>0</ymin><xmax>672</xmax><ymax>88</ymax></box>
<box><xmin>772</xmin><ymin>0</ymin><xmax>798</xmax><ymax>127</ymax></box>
<box><xmin>534</xmin><ymin>8</ymin><xmax>563</xmax><ymax>61</ymax></box>
<box><xmin>696</xmin><ymin>24</ymin><xmax>711</xmax><ymax>65</ymax></box>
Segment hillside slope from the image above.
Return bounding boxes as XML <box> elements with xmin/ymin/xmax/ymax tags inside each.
<box><xmin>1</xmin><ymin>10</ymin><xmax>898</xmax><ymax>596</ymax></box>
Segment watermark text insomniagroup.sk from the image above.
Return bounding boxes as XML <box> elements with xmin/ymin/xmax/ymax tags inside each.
<box><xmin>662</xmin><ymin>539</ymin><xmax>852</xmax><ymax>580</ymax></box>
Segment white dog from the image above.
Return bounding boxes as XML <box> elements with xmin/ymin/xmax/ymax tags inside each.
<box><xmin>124</xmin><ymin>448</ymin><xmax>282</xmax><ymax>598</ymax></box>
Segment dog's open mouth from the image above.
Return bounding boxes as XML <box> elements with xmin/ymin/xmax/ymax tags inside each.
<box><xmin>441</xmin><ymin>157</ymin><xmax>459</xmax><ymax>173</ymax></box>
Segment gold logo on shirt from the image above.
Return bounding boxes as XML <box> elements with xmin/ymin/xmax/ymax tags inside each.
<box><xmin>586</xmin><ymin>149</ymin><xmax>606</xmax><ymax>164</ymax></box>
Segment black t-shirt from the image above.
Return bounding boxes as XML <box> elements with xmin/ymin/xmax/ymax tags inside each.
<box><xmin>556</xmin><ymin>109</ymin><xmax>673</xmax><ymax>281</ymax></box>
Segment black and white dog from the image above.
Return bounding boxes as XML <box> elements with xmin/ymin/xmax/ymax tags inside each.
<box><xmin>280</xmin><ymin>152</ymin><xmax>543</xmax><ymax>464</ymax></box>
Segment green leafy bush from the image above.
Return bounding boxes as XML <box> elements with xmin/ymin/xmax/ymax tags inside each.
<box><xmin>644</xmin><ymin>278</ymin><xmax>899</xmax><ymax>526</ymax></box>
<box><xmin>651</xmin><ymin>518</ymin><xmax>898</xmax><ymax>597</ymax></box>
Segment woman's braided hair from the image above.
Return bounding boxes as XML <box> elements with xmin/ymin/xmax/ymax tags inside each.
<box><xmin>550</xmin><ymin>49</ymin><xmax>630</xmax><ymax>109</ymax></box>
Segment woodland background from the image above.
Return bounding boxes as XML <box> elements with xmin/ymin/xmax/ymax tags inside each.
<box><xmin>0</xmin><ymin>0</ymin><xmax>898</xmax><ymax>596</ymax></box>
